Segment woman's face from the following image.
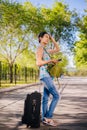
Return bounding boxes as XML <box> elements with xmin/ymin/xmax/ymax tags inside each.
<box><xmin>40</xmin><ymin>34</ymin><xmax>50</xmax><ymax>45</ymax></box>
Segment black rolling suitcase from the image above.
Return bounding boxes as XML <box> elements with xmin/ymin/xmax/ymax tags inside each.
<box><xmin>22</xmin><ymin>91</ymin><xmax>41</xmax><ymax>128</ymax></box>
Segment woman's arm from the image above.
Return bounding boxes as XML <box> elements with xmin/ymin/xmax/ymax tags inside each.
<box><xmin>36</xmin><ymin>46</ymin><xmax>58</xmax><ymax>67</ymax></box>
<box><xmin>48</xmin><ymin>36</ymin><xmax>60</xmax><ymax>54</ymax></box>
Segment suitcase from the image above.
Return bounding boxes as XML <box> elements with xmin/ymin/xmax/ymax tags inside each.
<box><xmin>22</xmin><ymin>91</ymin><xmax>41</xmax><ymax>128</ymax></box>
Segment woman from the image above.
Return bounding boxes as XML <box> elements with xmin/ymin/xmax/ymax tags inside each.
<box><xmin>36</xmin><ymin>31</ymin><xmax>60</xmax><ymax>126</ymax></box>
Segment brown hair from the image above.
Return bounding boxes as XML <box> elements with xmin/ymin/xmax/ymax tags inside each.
<box><xmin>38</xmin><ymin>31</ymin><xmax>48</xmax><ymax>43</ymax></box>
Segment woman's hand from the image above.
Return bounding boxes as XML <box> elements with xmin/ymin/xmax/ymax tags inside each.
<box><xmin>49</xmin><ymin>35</ymin><xmax>55</xmax><ymax>42</ymax></box>
<box><xmin>50</xmin><ymin>59</ymin><xmax>58</xmax><ymax>64</ymax></box>
<box><xmin>48</xmin><ymin>35</ymin><xmax>60</xmax><ymax>54</ymax></box>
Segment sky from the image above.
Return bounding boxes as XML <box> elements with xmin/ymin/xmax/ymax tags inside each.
<box><xmin>17</xmin><ymin>0</ymin><xmax>86</xmax><ymax>14</ymax></box>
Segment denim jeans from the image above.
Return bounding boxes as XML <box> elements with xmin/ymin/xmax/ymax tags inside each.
<box><xmin>40</xmin><ymin>76</ymin><xmax>60</xmax><ymax>120</ymax></box>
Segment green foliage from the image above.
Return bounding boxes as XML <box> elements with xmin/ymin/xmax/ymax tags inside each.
<box><xmin>0</xmin><ymin>0</ymin><xmax>80</xmax><ymax>73</ymax></box>
<box><xmin>0</xmin><ymin>1</ymin><xmax>34</xmax><ymax>66</ymax></box>
<box><xmin>16</xmin><ymin>49</ymin><xmax>37</xmax><ymax>68</ymax></box>
<box><xmin>77</xmin><ymin>10</ymin><xmax>87</xmax><ymax>37</ymax></box>
<box><xmin>22</xmin><ymin>2</ymin><xmax>45</xmax><ymax>34</ymax></box>
<box><xmin>67</xmin><ymin>69</ymin><xmax>87</xmax><ymax>76</ymax></box>
<box><xmin>0</xmin><ymin>0</ymin><xmax>26</xmax><ymax>28</ymax></box>
<box><xmin>40</xmin><ymin>1</ymin><xmax>77</xmax><ymax>47</ymax></box>
<box><xmin>74</xmin><ymin>9</ymin><xmax>87</xmax><ymax>69</ymax></box>
<box><xmin>0</xmin><ymin>0</ymin><xmax>38</xmax><ymax>82</ymax></box>
<box><xmin>74</xmin><ymin>35</ymin><xmax>87</xmax><ymax>68</ymax></box>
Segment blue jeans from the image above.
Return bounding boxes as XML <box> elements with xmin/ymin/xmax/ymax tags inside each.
<box><xmin>40</xmin><ymin>77</ymin><xmax>60</xmax><ymax>120</ymax></box>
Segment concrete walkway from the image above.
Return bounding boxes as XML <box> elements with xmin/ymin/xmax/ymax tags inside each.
<box><xmin>0</xmin><ymin>76</ymin><xmax>87</xmax><ymax>130</ymax></box>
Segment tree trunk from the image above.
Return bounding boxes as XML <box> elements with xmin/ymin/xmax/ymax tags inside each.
<box><xmin>9</xmin><ymin>64</ymin><xmax>13</xmax><ymax>83</ymax></box>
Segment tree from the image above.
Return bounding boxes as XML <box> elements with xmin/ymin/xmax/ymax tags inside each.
<box><xmin>40</xmin><ymin>1</ymin><xmax>78</xmax><ymax>47</ymax></box>
<box><xmin>74</xmin><ymin>9</ymin><xmax>87</xmax><ymax>68</ymax></box>
<box><xmin>0</xmin><ymin>1</ymin><xmax>35</xmax><ymax>82</ymax></box>
<box><xmin>22</xmin><ymin>2</ymin><xmax>45</xmax><ymax>34</ymax></box>
<box><xmin>16</xmin><ymin>49</ymin><xmax>36</xmax><ymax>68</ymax></box>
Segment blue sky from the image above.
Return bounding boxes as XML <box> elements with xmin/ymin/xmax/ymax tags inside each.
<box><xmin>17</xmin><ymin>0</ymin><xmax>86</xmax><ymax>14</ymax></box>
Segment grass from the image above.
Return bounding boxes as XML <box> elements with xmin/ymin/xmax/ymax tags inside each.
<box><xmin>0</xmin><ymin>79</ymin><xmax>39</xmax><ymax>88</ymax></box>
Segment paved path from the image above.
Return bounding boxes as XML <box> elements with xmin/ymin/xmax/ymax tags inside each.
<box><xmin>0</xmin><ymin>77</ymin><xmax>87</xmax><ymax>130</ymax></box>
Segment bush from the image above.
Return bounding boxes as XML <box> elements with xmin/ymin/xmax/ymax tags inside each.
<box><xmin>65</xmin><ymin>69</ymin><xmax>87</xmax><ymax>76</ymax></box>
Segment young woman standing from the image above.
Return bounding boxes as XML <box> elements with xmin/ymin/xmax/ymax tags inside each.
<box><xmin>36</xmin><ymin>32</ymin><xmax>60</xmax><ymax>126</ymax></box>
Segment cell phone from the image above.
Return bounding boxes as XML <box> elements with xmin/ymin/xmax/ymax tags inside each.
<box><xmin>57</xmin><ymin>58</ymin><xmax>62</xmax><ymax>61</ymax></box>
